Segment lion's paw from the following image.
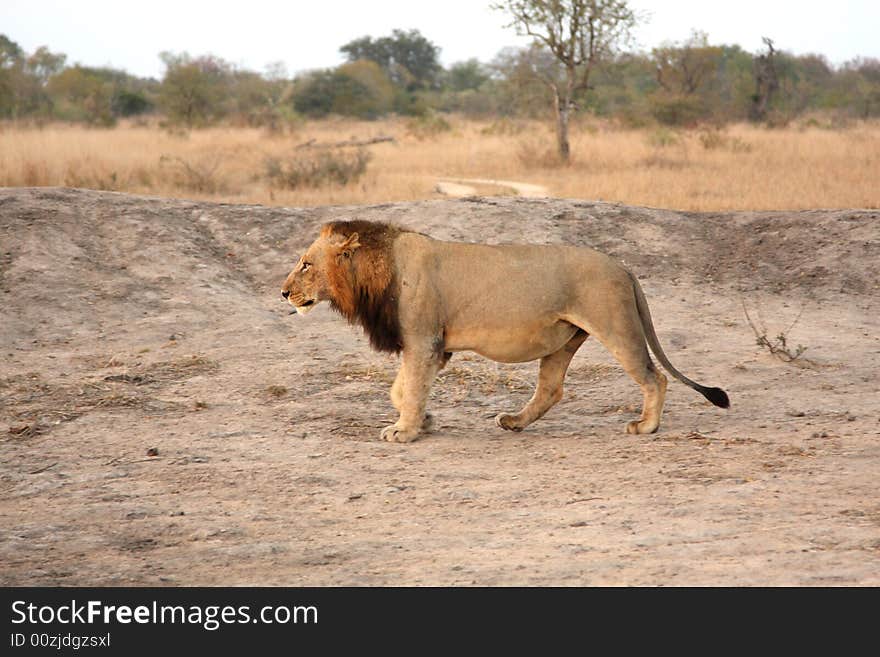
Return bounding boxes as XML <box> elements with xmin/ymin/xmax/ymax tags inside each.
<box><xmin>380</xmin><ymin>424</ymin><xmax>421</xmax><ymax>443</ymax></box>
<box><xmin>494</xmin><ymin>413</ymin><xmax>524</xmax><ymax>432</ymax></box>
<box><xmin>625</xmin><ymin>419</ymin><xmax>659</xmax><ymax>435</ymax></box>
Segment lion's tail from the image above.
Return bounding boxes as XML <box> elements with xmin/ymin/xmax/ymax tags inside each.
<box><xmin>628</xmin><ymin>271</ymin><xmax>730</xmax><ymax>409</ymax></box>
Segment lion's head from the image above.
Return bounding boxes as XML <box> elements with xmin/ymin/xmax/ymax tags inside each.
<box><xmin>282</xmin><ymin>220</ymin><xmax>405</xmax><ymax>353</ymax></box>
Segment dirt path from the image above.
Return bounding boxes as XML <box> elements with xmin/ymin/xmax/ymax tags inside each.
<box><xmin>436</xmin><ymin>178</ymin><xmax>549</xmax><ymax>198</ymax></box>
<box><xmin>1</xmin><ymin>188</ymin><xmax>878</xmax><ymax>585</ymax></box>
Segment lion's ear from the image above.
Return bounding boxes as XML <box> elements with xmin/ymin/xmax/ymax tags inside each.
<box><xmin>338</xmin><ymin>232</ymin><xmax>361</xmax><ymax>259</ymax></box>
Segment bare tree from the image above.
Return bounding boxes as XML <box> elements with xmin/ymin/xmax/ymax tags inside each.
<box><xmin>493</xmin><ymin>0</ymin><xmax>637</xmax><ymax>163</ymax></box>
<box><xmin>750</xmin><ymin>37</ymin><xmax>779</xmax><ymax>122</ymax></box>
<box><xmin>653</xmin><ymin>31</ymin><xmax>720</xmax><ymax>96</ymax></box>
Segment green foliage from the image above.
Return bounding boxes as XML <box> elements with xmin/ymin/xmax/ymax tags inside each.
<box><xmin>0</xmin><ymin>29</ymin><xmax>878</xmax><ymax>128</ymax></box>
<box><xmin>340</xmin><ymin>29</ymin><xmax>442</xmax><ymax>91</ymax></box>
<box><xmin>648</xmin><ymin>93</ymin><xmax>706</xmax><ymax>126</ymax></box>
<box><xmin>293</xmin><ymin>61</ymin><xmax>395</xmax><ymax>119</ymax></box>
<box><xmin>0</xmin><ymin>34</ymin><xmax>24</xmax><ymax>67</ymax></box>
<box><xmin>446</xmin><ymin>59</ymin><xmax>491</xmax><ymax>92</ymax></box>
<box><xmin>48</xmin><ymin>66</ymin><xmax>115</xmax><ymax>125</ymax></box>
<box><xmin>112</xmin><ymin>90</ymin><xmax>151</xmax><ymax>117</ymax></box>
<box><xmin>159</xmin><ymin>52</ymin><xmax>230</xmax><ymax>126</ymax></box>
<box><xmin>0</xmin><ymin>36</ymin><xmax>65</xmax><ymax>118</ymax></box>
<box><xmin>337</xmin><ymin>60</ymin><xmax>395</xmax><ymax>117</ymax></box>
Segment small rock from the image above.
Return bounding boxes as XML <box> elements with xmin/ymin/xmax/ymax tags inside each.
<box><xmin>146</xmin><ymin>447</ymin><xmax>159</xmax><ymax>457</ymax></box>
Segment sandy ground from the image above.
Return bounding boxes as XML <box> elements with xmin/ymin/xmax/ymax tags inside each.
<box><xmin>1</xmin><ymin>187</ymin><xmax>878</xmax><ymax>586</ymax></box>
<box><xmin>436</xmin><ymin>178</ymin><xmax>549</xmax><ymax>198</ymax></box>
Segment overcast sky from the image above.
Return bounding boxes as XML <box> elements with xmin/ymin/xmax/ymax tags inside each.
<box><xmin>3</xmin><ymin>0</ymin><xmax>878</xmax><ymax>79</ymax></box>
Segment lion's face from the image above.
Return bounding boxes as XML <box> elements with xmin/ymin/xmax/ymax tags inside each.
<box><xmin>281</xmin><ymin>231</ymin><xmax>361</xmax><ymax>314</ymax></box>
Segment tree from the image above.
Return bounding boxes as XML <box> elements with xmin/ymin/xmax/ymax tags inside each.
<box><xmin>26</xmin><ymin>46</ymin><xmax>66</xmax><ymax>85</ymax></box>
<box><xmin>490</xmin><ymin>45</ymin><xmax>564</xmax><ymax>117</ymax></box>
<box><xmin>159</xmin><ymin>52</ymin><xmax>231</xmax><ymax>126</ymax></box>
<box><xmin>447</xmin><ymin>59</ymin><xmax>491</xmax><ymax>92</ymax></box>
<box><xmin>653</xmin><ymin>31</ymin><xmax>720</xmax><ymax>97</ymax></box>
<box><xmin>650</xmin><ymin>31</ymin><xmax>722</xmax><ymax>125</ymax></box>
<box><xmin>750</xmin><ymin>37</ymin><xmax>779</xmax><ymax>122</ymax></box>
<box><xmin>292</xmin><ymin>61</ymin><xmax>394</xmax><ymax>119</ymax></box>
<box><xmin>340</xmin><ymin>29</ymin><xmax>442</xmax><ymax>91</ymax></box>
<box><xmin>0</xmin><ymin>34</ymin><xmax>24</xmax><ymax>69</ymax></box>
<box><xmin>0</xmin><ymin>35</ymin><xmax>25</xmax><ymax>117</ymax></box>
<box><xmin>837</xmin><ymin>58</ymin><xmax>880</xmax><ymax>118</ymax></box>
<box><xmin>46</xmin><ymin>66</ymin><xmax>113</xmax><ymax>124</ymax></box>
<box><xmin>494</xmin><ymin>0</ymin><xmax>637</xmax><ymax>162</ymax></box>
<box><xmin>0</xmin><ymin>36</ymin><xmax>65</xmax><ymax>119</ymax></box>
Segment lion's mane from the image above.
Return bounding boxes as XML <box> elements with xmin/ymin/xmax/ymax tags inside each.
<box><xmin>320</xmin><ymin>220</ymin><xmax>405</xmax><ymax>354</ymax></box>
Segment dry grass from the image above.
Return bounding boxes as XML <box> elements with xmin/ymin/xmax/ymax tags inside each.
<box><xmin>1</xmin><ymin>116</ymin><xmax>878</xmax><ymax>210</ymax></box>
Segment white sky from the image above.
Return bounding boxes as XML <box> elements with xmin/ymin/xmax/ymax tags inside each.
<box><xmin>2</xmin><ymin>0</ymin><xmax>877</xmax><ymax>79</ymax></box>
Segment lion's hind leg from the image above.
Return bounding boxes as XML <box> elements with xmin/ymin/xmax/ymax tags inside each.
<box><xmin>495</xmin><ymin>330</ymin><xmax>588</xmax><ymax>432</ymax></box>
<box><xmin>602</xmin><ymin>332</ymin><xmax>667</xmax><ymax>435</ymax></box>
<box><xmin>567</xmin><ymin>300</ymin><xmax>667</xmax><ymax>435</ymax></box>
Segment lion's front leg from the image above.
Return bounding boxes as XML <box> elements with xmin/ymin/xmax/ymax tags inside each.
<box><xmin>382</xmin><ymin>342</ymin><xmax>442</xmax><ymax>443</ymax></box>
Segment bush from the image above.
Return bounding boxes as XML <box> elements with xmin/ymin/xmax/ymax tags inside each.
<box><xmin>264</xmin><ymin>149</ymin><xmax>371</xmax><ymax>189</ymax></box>
<box><xmin>480</xmin><ymin>118</ymin><xmax>527</xmax><ymax>136</ymax></box>
<box><xmin>113</xmin><ymin>90</ymin><xmax>152</xmax><ymax>117</ymax></box>
<box><xmin>646</xmin><ymin>127</ymin><xmax>680</xmax><ymax>148</ymax></box>
<box><xmin>516</xmin><ymin>138</ymin><xmax>566</xmax><ymax>169</ymax></box>
<box><xmin>292</xmin><ymin>62</ymin><xmax>394</xmax><ymax>119</ymax></box>
<box><xmin>648</xmin><ymin>94</ymin><xmax>706</xmax><ymax>126</ymax></box>
<box><xmin>697</xmin><ymin>127</ymin><xmax>751</xmax><ymax>152</ymax></box>
<box><xmin>159</xmin><ymin>53</ymin><xmax>230</xmax><ymax>127</ymax></box>
<box><xmin>405</xmin><ymin>113</ymin><xmax>451</xmax><ymax>139</ymax></box>
<box><xmin>158</xmin><ymin>154</ymin><xmax>227</xmax><ymax>193</ymax></box>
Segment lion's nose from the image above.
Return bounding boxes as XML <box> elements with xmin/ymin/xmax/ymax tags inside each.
<box><xmin>281</xmin><ymin>290</ymin><xmax>290</xmax><ymax>299</ymax></box>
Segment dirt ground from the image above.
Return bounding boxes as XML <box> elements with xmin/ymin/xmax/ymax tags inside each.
<box><xmin>1</xmin><ymin>187</ymin><xmax>878</xmax><ymax>586</ymax></box>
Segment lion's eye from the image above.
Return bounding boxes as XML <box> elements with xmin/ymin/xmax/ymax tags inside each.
<box><xmin>301</xmin><ymin>262</ymin><xmax>311</xmax><ymax>272</ymax></box>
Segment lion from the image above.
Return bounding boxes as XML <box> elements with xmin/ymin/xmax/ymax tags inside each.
<box><xmin>282</xmin><ymin>220</ymin><xmax>729</xmax><ymax>443</ymax></box>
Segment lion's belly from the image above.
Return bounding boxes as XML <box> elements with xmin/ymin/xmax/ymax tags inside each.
<box><xmin>445</xmin><ymin>320</ymin><xmax>580</xmax><ymax>363</ymax></box>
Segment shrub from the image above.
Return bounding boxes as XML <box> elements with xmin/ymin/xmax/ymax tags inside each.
<box><xmin>405</xmin><ymin>113</ymin><xmax>451</xmax><ymax>139</ymax></box>
<box><xmin>480</xmin><ymin>118</ymin><xmax>526</xmax><ymax>136</ymax></box>
<box><xmin>158</xmin><ymin>154</ymin><xmax>227</xmax><ymax>193</ymax></box>
<box><xmin>646</xmin><ymin>127</ymin><xmax>680</xmax><ymax>148</ymax></box>
<box><xmin>113</xmin><ymin>90</ymin><xmax>152</xmax><ymax>117</ymax></box>
<box><xmin>516</xmin><ymin>138</ymin><xmax>566</xmax><ymax>169</ymax></box>
<box><xmin>264</xmin><ymin>149</ymin><xmax>371</xmax><ymax>189</ymax></box>
<box><xmin>648</xmin><ymin>93</ymin><xmax>706</xmax><ymax>126</ymax></box>
<box><xmin>697</xmin><ymin>127</ymin><xmax>752</xmax><ymax>152</ymax></box>
<box><xmin>292</xmin><ymin>62</ymin><xmax>394</xmax><ymax>120</ymax></box>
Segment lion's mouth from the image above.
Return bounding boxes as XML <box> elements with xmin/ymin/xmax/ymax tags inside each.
<box><xmin>291</xmin><ymin>299</ymin><xmax>317</xmax><ymax>315</ymax></box>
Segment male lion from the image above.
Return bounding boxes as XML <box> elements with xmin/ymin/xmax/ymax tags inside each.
<box><xmin>282</xmin><ymin>220</ymin><xmax>729</xmax><ymax>443</ymax></box>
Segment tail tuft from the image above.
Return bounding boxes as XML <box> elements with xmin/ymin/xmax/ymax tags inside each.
<box><xmin>701</xmin><ymin>386</ymin><xmax>730</xmax><ymax>409</ymax></box>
